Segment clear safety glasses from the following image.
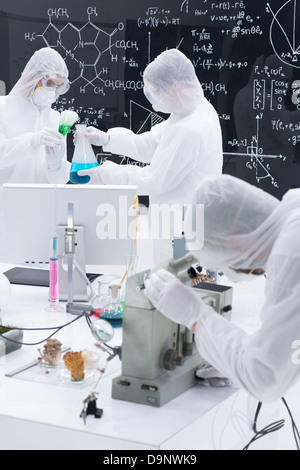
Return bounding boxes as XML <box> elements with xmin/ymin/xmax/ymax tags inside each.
<box><xmin>41</xmin><ymin>75</ymin><xmax>70</xmax><ymax>95</ymax></box>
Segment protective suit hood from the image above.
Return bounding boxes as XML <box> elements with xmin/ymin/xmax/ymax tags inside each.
<box><xmin>143</xmin><ymin>49</ymin><xmax>204</xmax><ymax>115</ymax></box>
<box><xmin>9</xmin><ymin>47</ymin><xmax>69</xmax><ymax>100</ymax></box>
<box><xmin>184</xmin><ymin>175</ymin><xmax>300</xmax><ymax>272</ymax></box>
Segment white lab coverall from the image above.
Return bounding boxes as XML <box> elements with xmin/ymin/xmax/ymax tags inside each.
<box><xmin>0</xmin><ymin>47</ymin><xmax>70</xmax><ymax>260</ymax></box>
<box><xmin>82</xmin><ymin>49</ymin><xmax>223</xmax><ymax>263</ymax></box>
<box><xmin>185</xmin><ymin>176</ymin><xmax>300</xmax><ymax>403</ymax></box>
<box><xmin>101</xmin><ymin>98</ymin><xmax>223</xmax><ymax>262</ymax></box>
<box><xmin>103</xmin><ymin>98</ymin><xmax>223</xmax><ymax>204</ymax></box>
<box><xmin>0</xmin><ymin>94</ymin><xmax>69</xmax><ymax>185</ymax></box>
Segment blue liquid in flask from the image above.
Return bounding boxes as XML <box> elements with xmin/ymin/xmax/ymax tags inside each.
<box><xmin>69</xmin><ymin>161</ymin><xmax>99</xmax><ymax>184</ymax></box>
<box><xmin>100</xmin><ymin>308</ymin><xmax>123</xmax><ymax>328</ymax></box>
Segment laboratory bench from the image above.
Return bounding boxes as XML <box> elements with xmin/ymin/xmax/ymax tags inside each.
<box><xmin>0</xmin><ymin>262</ymin><xmax>299</xmax><ymax>451</ymax></box>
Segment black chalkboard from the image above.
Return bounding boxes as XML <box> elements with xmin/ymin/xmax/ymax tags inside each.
<box><xmin>0</xmin><ymin>0</ymin><xmax>300</xmax><ymax>199</ymax></box>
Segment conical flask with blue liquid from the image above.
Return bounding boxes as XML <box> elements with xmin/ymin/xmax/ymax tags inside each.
<box><xmin>69</xmin><ymin>124</ymin><xmax>99</xmax><ymax>184</ymax></box>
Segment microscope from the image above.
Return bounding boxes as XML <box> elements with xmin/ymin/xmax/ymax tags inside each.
<box><xmin>112</xmin><ymin>254</ymin><xmax>233</xmax><ymax>407</ymax></box>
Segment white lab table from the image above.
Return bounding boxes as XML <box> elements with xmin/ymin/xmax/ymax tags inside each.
<box><xmin>0</xmin><ymin>263</ymin><xmax>299</xmax><ymax>451</ymax></box>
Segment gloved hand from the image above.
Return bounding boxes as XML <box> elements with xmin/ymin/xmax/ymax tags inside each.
<box><xmin>195</xmin><ymin>364</ymin><xmax>232</xmax><ymax>388</ymax></box>
<box><xmin>78</xmin><ymin>160</ymin><xmax>118</xmax><ymax>184</ymax></box>
<box><xmin>144</xmin><ymin>269</ymin><xmax>207</xmax><ymax>330</ymax></box>
<box><xmin>83</xmin><ymin>126</ymin><xmax>109</xmax><ymax>146</ymax></box>
<box><xmin>77</xmin><ymin>166</ymin><xmax>103</xmax><ymax>184</ymax></box>
<box><xmin>32</xmin><ymin>128</ymin><xmax>63</xmax><ymax>149</ymax></box>
<box><xmin>46</xmin><ymin>138</ymin><xmax>66</xmax><ymax>171</ymax></box>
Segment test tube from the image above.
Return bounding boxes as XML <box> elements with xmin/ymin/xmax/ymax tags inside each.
<box><xmin>45</xmin><ymin>237</ymin><xmax>64</xmax><ymax>312</ymax></box>
<box><xmin>50</xmin><ymin>237</ymin><xmax>59</xmax><ymax>301</ymax></box>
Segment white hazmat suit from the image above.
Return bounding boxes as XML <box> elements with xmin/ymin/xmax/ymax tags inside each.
<box><xmin>78</xmin><ymin>49</ymin><xmax>223</xmax><ymax>263</ymax></box>
<box><xmin>0</xmin><ymin>47</ymin><xmax>70</xmax><ymax>184</ymax></box>
<box><xmin>0</xmin><ymin>47</ymin><xmax>71</xmax><ymax>258</ymax></box>
<box><xmin>145</xmin><ymin>175</ymin><xmax>300</xmax><ymax>403</ymax></box>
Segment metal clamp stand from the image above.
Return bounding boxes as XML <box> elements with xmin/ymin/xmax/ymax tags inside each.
<box><xmin>80</xmin><ymin>392</ymin><xmax>103</xmax><ymax>424</ymax></box>
<box><xmin>80</xmin><ymin>346</ymin><xmax>119</xmax><ymax>424</ymax></box>
<box><xmin>65</xmin><ymin>203</ymin><xmax>93</xmax><ymax>315</ymax></box>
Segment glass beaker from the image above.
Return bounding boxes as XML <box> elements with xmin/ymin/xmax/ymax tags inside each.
<box><xmin>69</xmin><ymin>124</ymin><xmax>99</xmax><ymax>184</ymax></box>
<box><xmin>100</xmin><ymin>284</ymin><xmax>123</xmax><ymax>328</ymax></box>
<box><xmin>91</xmin><ymin>279</ymin><xmax>111</xmax><ymax>318</ymax></box>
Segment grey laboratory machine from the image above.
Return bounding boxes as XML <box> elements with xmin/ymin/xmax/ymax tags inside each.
<box><xmin>112</xmin><ymin>254</ymin><xmax>233</xmax><ymax>407</ymax></box>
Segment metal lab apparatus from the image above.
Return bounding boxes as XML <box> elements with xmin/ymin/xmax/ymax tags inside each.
<box><xmin>112</xmin><ymin>262</ymin><xmax>233</xmax><ymax>407</ymax></box>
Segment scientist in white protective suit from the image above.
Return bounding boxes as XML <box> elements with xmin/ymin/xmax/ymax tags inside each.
<box><xmin>77</xmin><ymin>49</ymin><xmax>223</xmax><ymax>263</ymax></box>
<box><xmin>0</xmin><ymin>47</ymin><xmax>71</xmax><ymax>256</ymax></box>
<box><xmin>144</xmin><ymin>174</ymin><xmax>300</xmax><ymax>403</ymax></box>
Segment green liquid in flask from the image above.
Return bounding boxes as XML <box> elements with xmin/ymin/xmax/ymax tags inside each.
<box><xmin>69</xmin><ymin>161</ymin><xmax>99</xmax><ymax>184</ymax></box>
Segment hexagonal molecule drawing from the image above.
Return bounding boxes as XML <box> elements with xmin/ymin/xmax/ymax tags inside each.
<box><xmin>32</xmin><ymin>7</ymin><xmax>124</xmax><ymax>93</ymax></box>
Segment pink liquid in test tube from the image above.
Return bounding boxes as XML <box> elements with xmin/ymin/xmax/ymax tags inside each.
<box><xmin>49</xmin><ymin>258</ymin><xmax>59</xmax><ymax>302</ymax></box>
<box><xmin>45</xmin><ymin>237</ymin><xmax>64</xmax><ymax>312</ymax></box>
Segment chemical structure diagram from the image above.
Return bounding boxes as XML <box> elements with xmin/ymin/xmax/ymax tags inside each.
<box><xmin>25</xmin><ymin>7</ymin><xmax>140</xmax><ymax>95</ymax></box>
<box><xmin>20</xmin><ymin>2</ymin><xmax>294</xmax><ymax>189</ymax></box>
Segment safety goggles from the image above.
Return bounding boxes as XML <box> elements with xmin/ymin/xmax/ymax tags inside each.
<box><xmin>40</xmin><ymin>75</ymin><xmax>70</xmax><ymax>95</ymax></box>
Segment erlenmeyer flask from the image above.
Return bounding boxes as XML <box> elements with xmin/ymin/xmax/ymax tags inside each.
<box><xmin>69</xmin><ymin>124</ymin><xmax>99</xmax><ymax>184</ymax></box>
<box><xmin>101</xmin><ymin>284</ymin><xmax>123</xmax><ymax>328</ymax></box>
